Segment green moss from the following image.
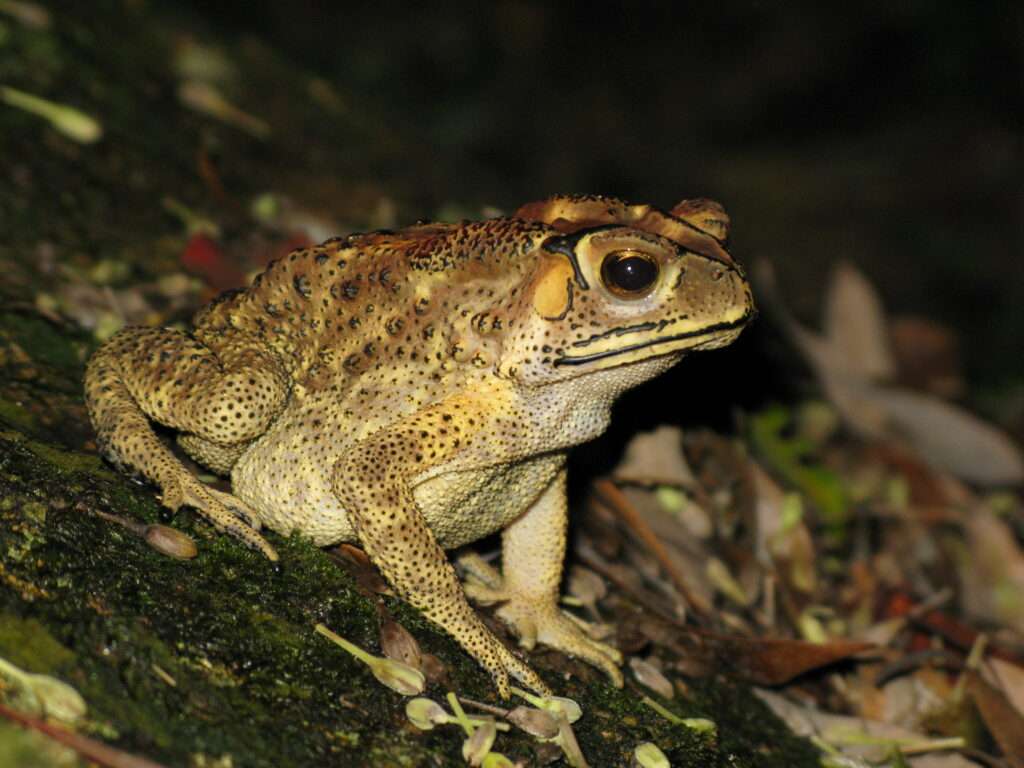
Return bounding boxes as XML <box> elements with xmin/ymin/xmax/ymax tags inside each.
<box><xmin>0</xmin><ymin>615</ymin><xmax>76</xmax><ymax>673</ymax></box>
<box><xmin>0</xmin><ymin>429</ymin><xmax>110</xmax><ymax>477</ymax></box>
<box><xmin>20</xmin><ymin>501</ymin><xmax>46</xmax><ymax>524</ymax></box>
<box><xmin>0</xmin><ymin>313</ymin><xmax>82</xmax><ymax>376</ymax></box>
<box><xmin>689</xmin><ymin>679</ymin><xmax>819</xmax><ymax>767</ymax></box>
<box><xmin>0</xmin><ymin>721</ymin><xmax>84</xmax><ymax>768</ymax></box>
<box><xmin>0</xmin><ymin>423</ymin><xmax>821</xmax><ymax>766</ymax></box>
<box><xmin>22</xmin><ymin>441</ymin><xmax>105</xmax><ymax>475</ymax></box>
<box><xmin>0</xmin><ymin>398</ymin><xmax>36</xmax><ymax>433</ymax></box>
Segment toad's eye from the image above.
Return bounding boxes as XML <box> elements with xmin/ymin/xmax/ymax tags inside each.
<box><xmin>600</xmin><ymin>251</ymin><xmax>659</xmax><ymax>297</ymax></box>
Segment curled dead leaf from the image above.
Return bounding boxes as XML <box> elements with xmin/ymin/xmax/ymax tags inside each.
<box><xmin>613</xmin><ymin>426</ymin><xmax>695</xmax><ymax>487</ymax></box>
<box><xmin>756</xmin><ymin>259</ymin><xmax>1024</xmax><ymax>487</ymax></box>
<box><xmin>824</xmin><ymin>260</ymin><xmax>895</xmax><ymax>381</ymax></box>
<box><xmin>505</xmin><ymin>705</ymin><xmax>559</xmax><ymax>739</ymax></box>
<box><xmin>629</xmin><ymin>657</ymin><xmax>674</xmax><ymax>699</ymax></box>
<box><xmin>379</xmin><ymin>615</ymin><xmax>422</xmax><ymax>671</ymax></box>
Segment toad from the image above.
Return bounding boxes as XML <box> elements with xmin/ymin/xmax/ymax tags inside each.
<box><xmin>85</xmin><ymin>195</ymin><xmax>754</xmax><ymax>696</ymax></box>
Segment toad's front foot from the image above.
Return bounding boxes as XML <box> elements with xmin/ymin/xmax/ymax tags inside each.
<box><xmin>462</xmin><ymin>557</ymin><xmax>624</xmax><ymax>687</ymax></box>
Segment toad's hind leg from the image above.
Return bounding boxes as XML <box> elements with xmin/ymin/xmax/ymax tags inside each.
<box><xmin>84</xmin><ymin>326</ymin><xmax>290</xmax><ymax>559</ymax></box>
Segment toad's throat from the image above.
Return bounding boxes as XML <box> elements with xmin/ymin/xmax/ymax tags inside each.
<box><xmin>552</xmin><ymin>311</ymin><xmax>754</xmax><ymax>366</ymax></box>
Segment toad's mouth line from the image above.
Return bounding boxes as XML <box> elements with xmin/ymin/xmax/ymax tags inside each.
<box><xmin>552</xmin><ymin>311</ymin><xmax>754</xmax><ymax>366</ymax></box>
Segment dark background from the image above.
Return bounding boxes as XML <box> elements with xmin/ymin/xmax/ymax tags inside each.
<box><xmin>177</xmin><ymin>1</ymin><xmax>1022</xmax><ymax>393</ymax></box>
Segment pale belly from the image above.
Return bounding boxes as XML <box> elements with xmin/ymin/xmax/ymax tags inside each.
<box><xmin>231</xmin><ymin>429</ymin><xmax>565</xmax><ymax>549</ymax></box>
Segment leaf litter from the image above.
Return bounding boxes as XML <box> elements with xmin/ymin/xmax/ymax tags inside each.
<box><xmin>510</xmin><ymin>258</ymin><xmax>1023</xmax><ymax>767</ymax></box>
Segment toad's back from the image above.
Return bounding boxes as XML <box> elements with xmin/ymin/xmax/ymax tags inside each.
<box><xmin>194</xmin><ymin>217</ymin><xmax>552</xmax><ymax>387</ymax></box>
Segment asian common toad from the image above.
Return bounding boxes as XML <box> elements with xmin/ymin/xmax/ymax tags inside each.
<box><xmin>84</xmin><ymin>195</ymin><xmax>755</xmax><ymax>697</ymax></box>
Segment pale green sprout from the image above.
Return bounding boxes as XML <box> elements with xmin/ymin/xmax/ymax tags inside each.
<box><xmin>510</xmin><ymin>687</ymin><xmax>587</xmax><ymax>767</ymax></box>
<box><xmin>505</xmin><ymin>705</ymin><xmax>559</xmax><ymax>739</ymax></box>
<box><xmin>549</xmin><ymin>713</ymin><xmax>589</xmax><ymax>768</ymax></box>
<box><xmin>0</xmin><ymin>656</ymin><xmax>87</xmax><ymax>723</ymax></box>
<box><xmin>161</xmin><ymin>196</ymin><xmax>222</xmax><ymax>238</ymax></box>
<box><xmin>314</xmin><ymin>623</ymin><xmax>424</xmax><ymax>696</ymax></box>
<box><xmin>462</xmin><ymin>719</ymin><xmax>497</xmax><ymax>766</ymax></box>
<box><xmin>509</xmin><ymin>686</ymin><xmax>582</xmax><ymax>723</ymax></box>
<box><xmin>641</xmin><ymin>696</ymin><xmax>717</xmax><ymax>743</ymax></box>
<box><xmin>1</xmin><ymin>86</ymin><xmax>102</xmax><ymax>143</ymax></box>
<box><xmin>655</xmin><ymin>485</ymin><xmax>687</xmax><ymax>513</ymax></box>
<box><xmin>447</xmin><ymin>691</ymin><xmax>498</xmax><ymax>766</ymax></box>
<box><xmin>629</xmin><ymin>657</ymin><xmax>674</xmax><ymax>699</ymax></box>
<box><xmin>446</xmin><ymin>691</ymin><xmax>475</xmax><ymax>736</ymax></box>
<box><xmin>633</xmin><ymin>742</ymin><xmax>670</xmax><ymax>768</ymax></box>
<box><xmin>481</xmin><ymin>753</ymin><xmax>515</xmax><ymax>768</ymax></box>
<box><xmin>405</xmin><ymin>697</ymin><xmax>509</xmax><ymax>732</ymax></box>
<box><xmin>820</xmin><ymin>727</ymin><xmax>965</xmax><ymax>757</ymax></box>
<box><xmin>779</xmin><ymin>492</ymin><xmax>805</xmax><ymax>532</ymax></box>
<box><xmin>884</xmin><ymin>475</ymin><xmax>910</xmax><ymax>511</ymax></box>
<box><xmin>405</xmin><ymin>697</ymin><xmax>448</xmax><ymax>730</ymax></box>
<box><xmin>250</xmin><ymin>193</ymin><xmax>282</xmax><ymax>225</ymax></box>
<box><xmin>705</xmin><ymin>556</ymin><xmax>749</xmax><ymax>607</ymax></box>
<box><xmin>177</xmin><ymin>80</ymin><xmax>270</xmax><ymax>139</ymax></box>
<box><xmin>796</xmin><ymin>606</ymin><xmax>830</xmax><ymax>644</ymax></box>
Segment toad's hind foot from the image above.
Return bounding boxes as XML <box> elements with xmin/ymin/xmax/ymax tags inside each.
<box><xmin>457</xmin><ymin>551</ymin><xmax>504</xmax><ymax>596</ymax></box>
<box><xmin>162</xmin><ymin>473</ymin><xmax>277</xmax><ymax>561</ymax></box>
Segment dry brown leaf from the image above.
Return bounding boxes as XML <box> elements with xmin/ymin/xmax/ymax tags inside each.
<box><xmin>623</xmin><ymin>485</ymin><xmax>712</xmax><ymax>543</ymax></box>
<box><xmin>613</xmin><ymin>426</ymin><xmax>696</xmax><ymax>487</ymax></box>
<box><xmin>749</xmin><ymin>461</ymin><xmax>785</xmax><ymax>568</ymax></box>
<box><xmin>856</xmin><ymin>616</ymin><xmax>907</xmax><ymax>647</ymax></box>
<box><xmin>987</xmin><ymin>657</ymin><xmax>1024</xmax><ymax>719</ymax></box>
<box><xmin>379</xmin><ymin>614</ymin><xmax>422</xmax><ymax>671</ymax></box>
<box><xmin>749</xmin><ymin>462</ymin><xmax>817</xmax><ymax>595</ymax></box>
<box><xmin>755</xmin><ymin>689</ymin><xmax>977</xmax><ymax>766</ymax></box>
<box><xmin>874</xmin><ymin>671</ymin><xmax>952</xmax><ymax>730</ymax></box>
<box><xmin>804</xmin><ymin>337</ymin><xmax>1022</xmax><ymax>486</ymax></box>
<box><xmin>959</xmin><ymin>509</ymin><xmax>1024</xmax><ymax>633</ymax></box>
<box><xmin>330</xmin><ymin>544</ymin><xmax>392</xmax><ymax>596</ymax></box>
<box><xmin>594</xmin><ymin>479</ymin><xmax>712</xmax><ymax>616</ymax></box>
<box><xmin>629</xmin><ymin>657</ymin><xmax>674</xmax><ymax>699</ymax></box>
<box><xmin>890</xmin><ymin>315</ymin><xmax>963</xmax><ymax>398</ymax></box>
<box><xmin>419</xmin><ymin>652</ymin><xmax>450</xmax><ymax>688</ymax></box>
<box><xmin>506</xmin><ymin>705</ymin><xmax>559</xmax><ymax>739</ymax></box>
<box><xmin>704</xmin><ymin>632</ymin><xmax>873</xmax><ymax>685</ymax></box>
<box><xmin>966</xmin><ymin>672</ymin><xmax>1024</xmax><ymax>768</ymax></box>
<box><xmin>824</xmin><ymin>260</ymin><xmax>896</xmax><ymax>381</ymax></box>
<box><xmin>567</xmin><ymin>565</ymin><xmax>607</xmax><ymax>621</ymax></box>
<box><xmin>756</xmin><ymin>260</ymin><xmax>1024</xmax><ymax>486</ymax></box>
<box><xmin>864</xmin><ymin>387</ymin><xmax>1024</xmax><ymax>487</ymax></box>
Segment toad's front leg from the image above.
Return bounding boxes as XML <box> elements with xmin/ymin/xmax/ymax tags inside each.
<box><xmin>331</xmin><ymin>396</ymin><xmax>550</xmax><ymax>699</ymax></box>
<box><xmin>462</xmin><ymin>468</ymin><xmax>624</xmax><ymax>687</ymax></box>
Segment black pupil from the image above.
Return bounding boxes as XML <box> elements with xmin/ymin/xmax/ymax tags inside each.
<box><xmin>603</xmin><ymin>253</ymin><xmax>658</xmax><ymax>293</ymax></box>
